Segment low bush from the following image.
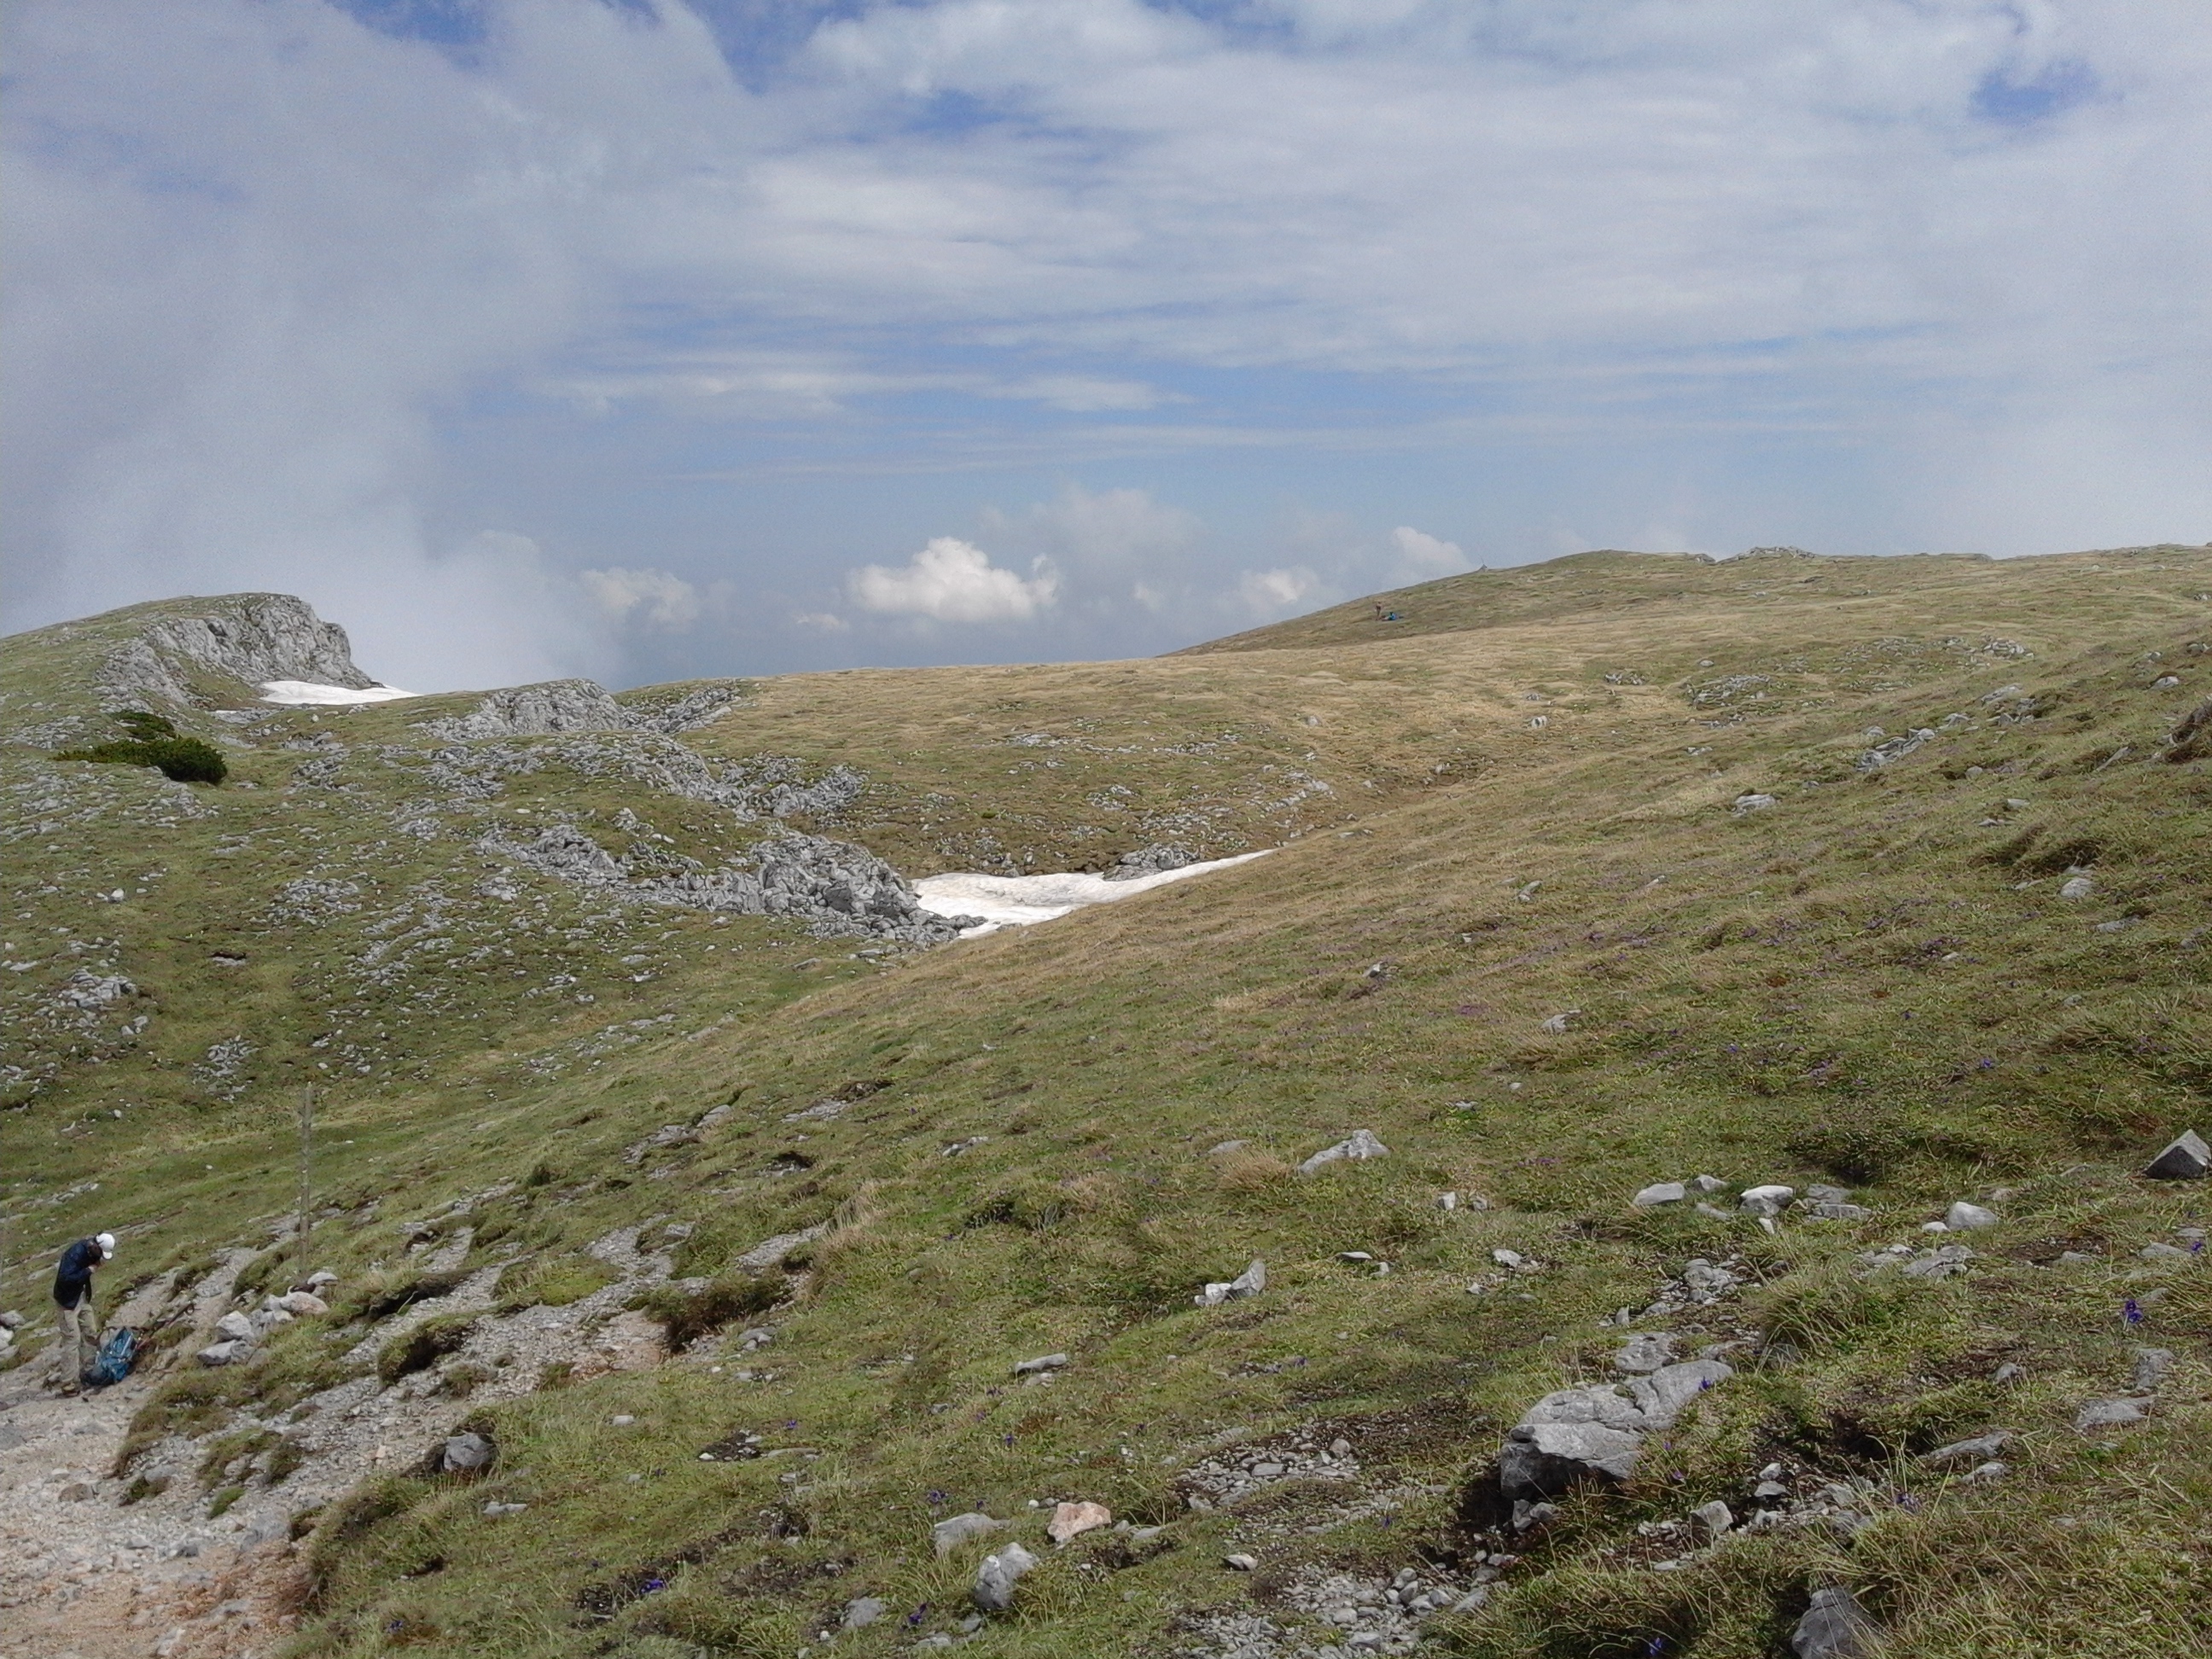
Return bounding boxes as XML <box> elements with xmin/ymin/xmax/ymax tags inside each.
<box><xmin>54</xmin><ymin>712</ymin><xmax>228</xmax><ymax>784</ymax></box>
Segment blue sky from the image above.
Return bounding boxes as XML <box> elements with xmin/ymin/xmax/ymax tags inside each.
<box><xmin>5</xmin><ymin>1</ymin><xmax>2208</xmax><ymax>691</ymax></box>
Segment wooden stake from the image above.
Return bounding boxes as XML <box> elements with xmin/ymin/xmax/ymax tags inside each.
<box><xmin>295</xmin><ymin>1086</ymin><xmax>314</xmax><ymax>1280</ymax></box>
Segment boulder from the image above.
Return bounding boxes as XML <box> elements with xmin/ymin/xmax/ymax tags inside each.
<box><xmin>1791</xmin><ymin>1586</ymin><xmax>1883</xmax><ymax>1658</ymax></box>
<box><xmin>971</xmin><ymin>1542</ymin><xmax>1039</xmax><ymax>1612</ymax></box>
<box><xmin>1738</xmin><ymin>1185</ymin><xmax>1795</xmax><ymax>1215</ymax></box>
<box><xmin>1919</xmin><ymin>1432</ymin><xmax>2010</xmax><ymax>1470</ymax></box>
<box><xmin>1299</xmin><ymin>1130</ymin><xmax>1391</xmax><ymax>1174</ymax></box>
<box><xmin>2145</xmin><ymin>1130</ymin><xmax>2210</xmax><ymax>1180</ymax></box>
<box><xmin>0</xmin><ymin>1310</ymin><xmax>22</xmax><ymax>1330</ymax></box>
<box><xmin>213</xmin><ymin>1312</ymin><xmax>255</xmax><ymax>1343</ymax></box>
<box><xmin>2074</xmin><ymin>1397</ymin><xmax>2153</xmax><ymax>1431</ymax></box>
<box><xmin>2130</xmin><ymin>1348</ymin><xmax>2175</xmax><ymax>1391</ymax></box>
<box><xmin>1732</xmin><ymin>794</ymin><xmax>1778</xmax><ymax>813</ymax></box>
<box><xmin>195</xmin><ymin>1341</ymin><xmax>244</xmax><ymax>1367</ymax></box>
<box><xmin>1613</xmin><ymin>1333</ymin><xmax>1680</xmax><ymax>1374</ymax></box>
<box><xmin>1193</xmin><ymin>1260</ymin><xmax>1266</xmax><ymax>1307</ymax></box>
<box><xmin>274</xmin><ymin>1291</ymin><xmax>329</xmax><ymax>1317</ymax></box>
<box><xmin>933</xmin><ymin>1513</ymin><xmax>1004</xmax><ymax>1557</ymax></box>
<box><xmin>305</xmin><ymin>1270</ymin><xmax>340</xmax><ymax>1288</ymax></box>
<box><xmin>442</xmin><ymin>1432</ymin><xmax>495</xmax><ymax>1473</ymax></box>
<box><xmin>1048</xmin><ymin>1501</ymin><xmax>1112</xmax><ymax>1544</ymax></box>
<box><xmin>1633</xmin><ymin>1182</ymin><xmax>1686</xmax><ymax>1208</ymax></box>
<box><xmin>1944</xmin><ymin>1201</ymin><xmax>1999</xmax><ymax>1231</ymax></box>
<box><xmin>1499</xmin><ymin>1419</ymin><xmax>1645</xmax><ymax>1497</ymax></box>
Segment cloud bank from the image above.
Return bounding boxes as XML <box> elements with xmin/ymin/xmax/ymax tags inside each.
<box><xmin>3</xmin><ymin>1</ymin><xmax>2205</xmax><ymax>685</ymax></box>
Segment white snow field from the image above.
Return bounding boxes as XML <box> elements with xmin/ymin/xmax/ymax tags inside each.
<box><xmin>914</xmin><ymin>851</ymin><xmax>1272</xmax><ymax>936</ymax></box>
<box><xmin>258</xmin><ymin>679</ymin><xmax>419</xmax><ymax>705</ymax></box>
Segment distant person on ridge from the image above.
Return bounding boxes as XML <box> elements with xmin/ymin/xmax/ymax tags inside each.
<box><xmin>52</xmin><ymin>1231</ymin><xmax>113</xmax><ymax>1396</ymax></box>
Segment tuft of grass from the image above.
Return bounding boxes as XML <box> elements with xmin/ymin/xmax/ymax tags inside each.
<box><xmin>375</xmin><ymin>1313</ymin><xmax>480</xmax><ymax>1386</ymax></box>
<box><xmin>492</xmin><ymin>1252</ymin><xmax>617</xmax><ymax>1313</ymax></box>
<box><xmin>627</xmin><ymin>1273</ymin><xmax>782</xmax><ymax>1352</ymax></box>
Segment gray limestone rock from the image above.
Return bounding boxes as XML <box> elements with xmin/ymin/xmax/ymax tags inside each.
<box><xmin>1919</xmin><ymin>1432</ymin><xmax>2011</xmax><ymax>1470</ymax></box>
<box><xmin>1633</xmin><ymin>1181</ymin><xmax>1686</xmax><ymax>1208</ymax></box>
<box><xmin>212</xmin><ymin>1312</ymin><xmax>255</xmax><ymax>1343</ymax></box>
<box><xmin>195</xmin><ymin>1340</ymin><xmax>244</xmax><ymax>1367</ymax></box>
<box><xmin>971</xmin><ymin>1542</ymin><xmax>1039</xmax><ymax>1612</ymax></box>
<box><xmin>2145</xmin><ymin>1130</ymin><xmax>2210</xmax><ymax>1180</ymax></box>
<box><xmin>422</xmin><ymin>679</ymin><xmax>630</xmax><ymax>741</ymax></box>
<box><xmin>1300</xmin><ymin>1129</ymin><xmax>1391</xmax><ymax>1174</ymax></box>
<box><xmin>1791</xmin><ymin>1586</ymin><xmax>1883</xmax><ymax>1657</ymax></box>
<box><xmin>442</xmin><ymin>1432</ymin><xmax>495</xmax><ymax>1473</ymax></box>
<box><xmin>1944</xmin><ymin>1201</ymin><xmax>2000</xmax><ymax>1231</ymax></box>
<box><xmin>1738</xmin><ymin>1185</ymin><xmax>1796</xmax><ymax>1215</ymax></box>
<box><xmin>1194</xmin><ymin>1260</ymin><xmax>1267</xmax><ymax>1307</ymax></box>
<box><xmin>1103</xmin><ymin>844</ymin><xmax>1198</xmax><ymax>882</ymax></box>
<box><xmin>99</xmin><ymin>593</ymin><xmax>379</xmax><ymax>709</ymax></box>
<box><xmin>933</xmin><ymin>1513</ymin><xmax>1005</xmax><ymax>1557</ymax></box>
<box><xmin>1497</xmin><ymin>1359</ymin><xmax>1733</xmax><ymax>1498</ymax></box>
<box><xmin>1613</xmin><ymin>1332</ymin><xmax>1681</xmax><ymax>1374</ymax></box>
<box><xmin>1013</xmin><ymin>1353</ymin><xmax>1070</xmax><ymax>1376</ymax></box>
<box><xmin>841</xmin><ymin>1597</ymin><xmax>889</xmax><ymax>1630</ymax></box>
<box><xmin>2131</xmin><ymin>1348</ymin><xmax>2175</xmax><ymax>1391</ymax></box>
<box><xmin>2074</xmin><ymin>1397</ymin><xmax>2154</xmax><ymax>1431</ymax></box>
<box><xmin>1692</xmin><ymin>1499</ymin><xmax>1734</xmax><ymax>1536</ymax></box>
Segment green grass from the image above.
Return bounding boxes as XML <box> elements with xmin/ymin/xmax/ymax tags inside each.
<box><xmin>5</xmin><ymin>550</ymin><xmax>2212</xmax><ymax>1655</ymax></box>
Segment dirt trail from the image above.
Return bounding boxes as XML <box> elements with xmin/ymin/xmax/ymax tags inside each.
<box><xmin>0</xmin><ymin>1227</ymin><xmax>680</xmax><ymax>1657</ymax></box>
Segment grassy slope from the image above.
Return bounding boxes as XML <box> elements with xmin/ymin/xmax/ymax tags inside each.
<box><xmin>3</xmin><ymin>550</ymin><xmax>2211</xmax><ymax>1656</ymax></box>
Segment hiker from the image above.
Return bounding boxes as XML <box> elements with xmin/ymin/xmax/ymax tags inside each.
<box><xmin>52</xmin><ymin>1231</ymin><xmax>113</xmax><ymax>1395</ymax></box>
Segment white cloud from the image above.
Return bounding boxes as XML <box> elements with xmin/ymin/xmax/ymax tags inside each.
<box><xmin>793</xmin><ymin>610</ymin><xmax>852</xmax><ymax>632</ymax></box>
<box><xmin>579</xmin><ymin>566</ymin><xmax>702</xmax><ymax>630</ymax></box>
<box><xmin>1392</xmin><ymin>525</ymin><xmax>1466</xmax><ymax>574</ymax></box>
<box><xmin>1237</xmin><ymin>565</ymin><xmax>1323</xmax><ymax>616</ymax></box>
<box><xmin>847</xmin><ymin>537</ymin><xmax>1060</xmax><ymax>623</ymax></box>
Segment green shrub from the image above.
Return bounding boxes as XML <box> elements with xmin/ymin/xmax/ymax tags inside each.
<box><xmin>628</xmin><ymin>1273</ymin><xmax>782</xmax><ymax>1352</ymax></box>
<box><xmin>376</xmin><ymin>1313</ymin><xmax>480</xmax><ymax>1385</ymax></box>
<box><xmin>54</xmin><ymin>715</ymin><xmax>228</xmax><ymax>784</ymax></box>
<box><xmin>207</xmin><ymin>1484</ymin><xmax>246</xmax><ymax>1519</ymax></box>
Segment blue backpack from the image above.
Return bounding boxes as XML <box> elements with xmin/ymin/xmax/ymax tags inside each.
<box><xmin>84</xmin><ymin>1327</ymin><xmax>138</xmax><ymax>1388</ymax></box>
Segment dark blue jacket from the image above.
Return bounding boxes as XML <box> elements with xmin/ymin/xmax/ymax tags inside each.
<box><xmin>53</xmin><ymin>1237</ymin><xmax>101</xmax><ymax>1308</ymax></box>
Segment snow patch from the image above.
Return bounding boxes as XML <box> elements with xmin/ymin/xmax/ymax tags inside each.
<box><xmin>915</xmin><ymin>851</ymin><xmax>1272</xmax><ymax>936</ymax></box>
<box><xmin>259</xmin><ymin>679</ymin><xmax>418</xmax><ymax>706</ymax></box>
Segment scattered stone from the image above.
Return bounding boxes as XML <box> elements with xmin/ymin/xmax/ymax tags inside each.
<box><xmin>610</xmin><ymin>1414</ymin><xmax>636</xmax><ymax>1427</ymax></box>
<box><xmin>1437</xmin><ymin>1191</ymin><xmax>1459</xmax><ymax>1210</ymax></box>
<box><xmin>58</xmin><ymin>1481</ymin><xmax>95</xmax><ymax>1502</ymax></box>
<box><xmin>1739</xmin><ymin>1185</ymin><xmax>1795</xmax><ymax>1216</ymax></box>
<box><xmin>1805</xmin><ymin>1201</ymin><xmax>1872</xmax><ymax>1221</ymax></box>
<box><xmin>1013</xmin><ymin>1353</ymin><xmax>1069</xmax><ymax>1376</ymax></box>
<box><xmin>842</xmin><ymin>1597</ymin><xmax>888</xmax><ymax>1631</ymax></box>
<box><xmin>0</xmin><ymin>1310</ymin><xmax>23</xmax><ymax>1330</ymax></box>
<box><xmin>1732</xmin><ymin>793</ymin><xmax>1778</xmax><ymax>813</ymax></box>
<box><xmin>1299</xmin><ymin>1130</ymin><xmax>1391</xmax><ymax>1174</ymax></box>
<box><xmin>1633</xmin><ymin>1181</ymin><xmax>1686</xmax><ymax>1208</ymax></box>
<box><xmin>1048</xmin><ymin>1501</ymin><xmax>1112</xmax><ymax>1544</ymax></box>
<box><xmin>2145</xmin><ymin>1130</ymin><xmax>2210</xmax><ymax>1180</ymax></box>
<box><xmin>2058</xmin><ymin>1250</ymin><xmax>2098</xmax><ymax>1266</ymax></box>
<box><xmin>2131</xmin><ymin>1348</ymin><xmax>2175</xmax><ymax>1391</ymax></box>
<box><xmin>1920</xmin><ymin>1432</ymin><xmax>2010</xmax><ymax>1470</ymax></box>
<box><xmin>1497</xmin><ymin>1359</ymin><xmax>1734</xmax><ymax>1498</ymax></box>
<box><xmin>442</xmin><ymin>1432</ymin><xmax>495</xmax><ymax>1474</ymax></box>
<box><xmin>1539</xmin><ymin>1010</ymin><xmax>1579</xmax><ymax>1034</ymax></box>
<box><xmin>2058</xmin><ymin>875</ymin><xmax>2095</xmax><ymax>899</ymax></box>
<box><xmin>1944</xmin><ymin>1202</ymin><xmax>2000</xmax><ymax>1231</ymax></box>
<box><xmin>2074</xmin><ymin>1397</ymin><xmax>2154</xmax><ymax>1431</ymax></box>
<box><xmin>1897</xmin><ymin>1243</ymin><xmax>1975</xmax><ymax>1280</ymax></box>
<box><xmin>1223</xmin><ymin>1553</ymin><xmax>1259</xmax><ymax>1571</ymax></box>
<box><xmin>1791</xmin><ymin>1585</ymin><xmax>1883</xmax><ymax>1658</ymax></box>
<box><xmin>306</xmin><ymin>1270</ymin><xmax>339</xmax><ymax>1288</ymax></box>
<box><xmin>1194</xmin><ymin>1260</ymin><xmax>1267</xmax><ymax>1307</ymax></box>
<box><xmin>1691</xmin><ymin>1175</ymin><xmax>1727</xmax><ymax>1193</ymax></box>
<box><xmin>1805</xmin><ymin>1184</ymin><xmax>1850</xmax><ymax>1202</ymax></box>
<box><xmin>1692</xmin><ymin>1499</ymin><xmax>1734</xmax><ymax>1537</ymax></box>
<box><xmin>1613</xmin><ymin>1332</ymin><xmax>1680</xmax><ymax>1374</ymax></box>
<box><xmin>212</xmin><ymin>1311</ymin><xmax>255</xmax><ymax>1343</ymax></box>
<box><xmin>1511</xmin><ymin>1499</ymin><xmax>1561</xmax><ymax>1531</ymax></box>
<box><xmin>1992</xmin><ymin>1362</ymin><xmax>2026</xmax><ymax>1385</ymax></box>
<box><xmin>195</xmin><ymin>1341</ymin><xmax>244</xmax><ymax>1367</ymax></box>
<box><xmin>1208</xmin><ymin>1139</ymin><xmax>1249</xmax><ymax>1155</ymax></box>
<box><xmin>482</xmin><ymin>1501</ymin><xmax>527</xmax><ymax>1517</ymax></box>
<box><xmin>2140</xmin><ymin>1243</ymin><xmax>2192</xmax><ymax>1262</ymax></box>
<box><xmin>933</xmin><ymin>1512</ymin><xmax>1005</xmax><ymax>1557</ymax></box>
<box><xmin>971</xmin><ymin>1542</ymin><xmax>1039</xmax><ymax>1612</ymax></box>
<box><xmin>274</xmin><ymin>1290</ymin><xmax>329</xmax><ymax>1317</ymax></box>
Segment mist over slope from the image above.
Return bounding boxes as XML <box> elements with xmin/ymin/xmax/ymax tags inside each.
<box><xmin>3</xmin><ymin>549</ymin><xmax>2211</xmax><ymax>1658</ymax></box>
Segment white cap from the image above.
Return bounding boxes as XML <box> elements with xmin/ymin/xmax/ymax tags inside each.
<box><xmin>95</xmin><ymin>1232</ymin><xmax>115</xmax><ymax>1258</ymax></box>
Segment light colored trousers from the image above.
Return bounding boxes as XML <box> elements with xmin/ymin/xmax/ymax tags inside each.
<box><xmin>55</xmin><ymin>1297</ymin><xmax>97</xmax><ymax>1391</ymax></box>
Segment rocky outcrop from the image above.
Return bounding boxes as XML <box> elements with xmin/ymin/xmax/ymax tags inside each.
<box><xmin>98</xmin><ymin>593</ymin><xmax>377</xmax><ymax>708</ymax></box>
<box><xmin>482</xmin><ymin>822</ymin><xmax>967</xmax><ymax>943</ymax></box>
<box><xmin>1497</xmin><ymin>1356</ymin><xmax>1734</xmax><ymax>1500</ymax></box>
<box><xmin>422</xmin><ymin>678</ymin><xmax>750</xmax><ymax>742</ymax></box>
